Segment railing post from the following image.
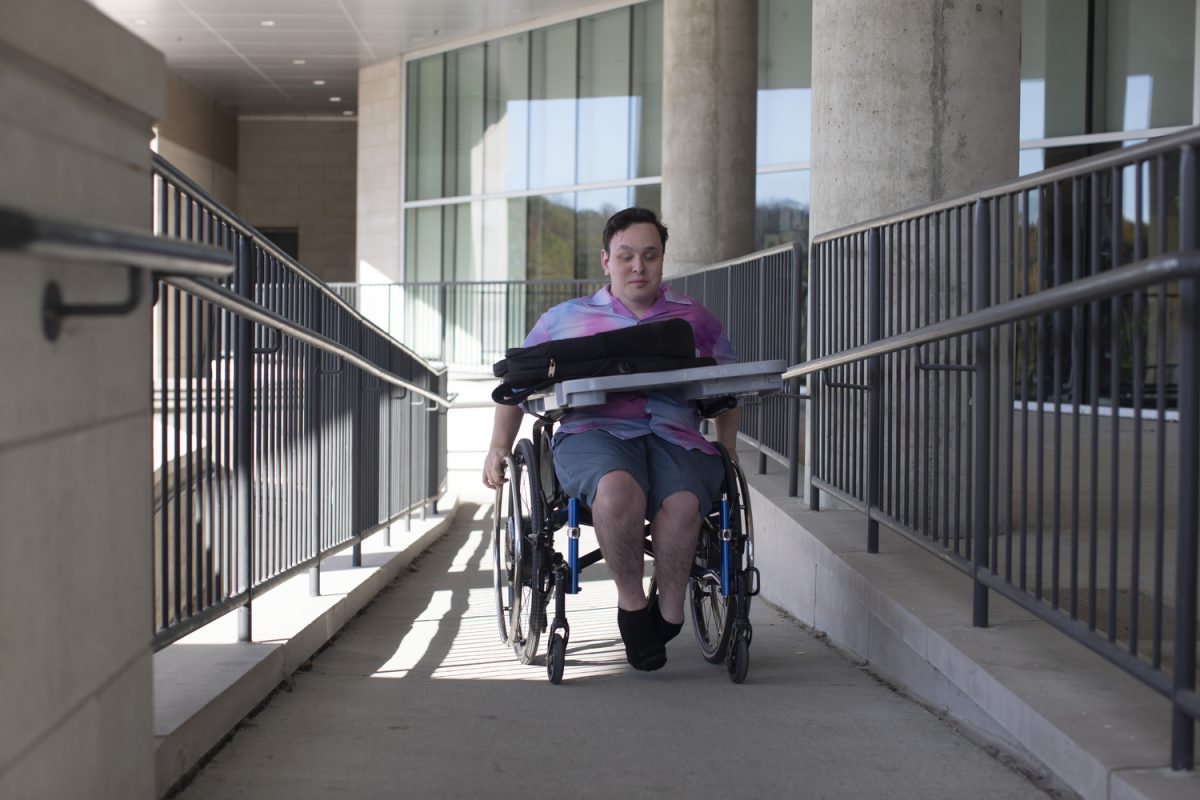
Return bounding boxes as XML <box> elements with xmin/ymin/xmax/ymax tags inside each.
<box><xmin>439</xmin><ymin>282</ymin><xmax>448</xmax><ymax>363</ymax></box>
<box><xmin>234</xmin><ymin>235</ymin><xmax>255</xmax><ymax>641</ymax></box>
<box><xmin>972</xmin><ymin>198</ymin><xmax>992</xmax><ymax>628</ymax></box>
<box><xmin>808</xmin><ymin>243</ymin><xmax>821</xmax><ymax>511</ymax></box>
<box><xmin>308</xmin><ymin>292</ymin><xmax>323</xmax><ymax>596</ymax></box>
<box><xmin>788</xmin><ymin>242</ymin><xmax>803</xmax><ymax>497</ymax></box>
<box><xmin>867</xmin><ymin>230</ymin><xmax>882</xmax><ymax>553</ymax></box>
<box><xmin>1172</xmin><ymin>144</ymin><xmax>1198</xmax><ymax>770</ymax></box>
<box><xmin>758</xmin><ymin>255</ymin><xmax>768</xmax><ymax>475</ymax></box>
<box><xmin>351</xmin><ymin>318</ymin><xmax>363</xmax><ymax>568</ymax></box>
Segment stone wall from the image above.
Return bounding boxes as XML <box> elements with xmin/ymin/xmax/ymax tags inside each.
<box><xmin>237</xmin><ymin>119</ymin><xmax>358</xmax><ymax>283</ymax></box>
<box><xmin>157</xmin><ymin>73</ymin><xmax>238</xmax><ymax>210</ymax></box>
<box><xmin>0</xmin><ymin>2</ymin><xmax>164</xmax><ymax>797</ymax></box>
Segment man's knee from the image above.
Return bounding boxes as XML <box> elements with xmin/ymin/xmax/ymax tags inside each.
<box><xmin>653</xmin><ymin>490</ymin><xmax>701</xmax><ymax>528</ymax></box>
<box><xmin>592</xmin><ymin>470</ymin><xmax>646</xmax><ymax>522</ymax></box>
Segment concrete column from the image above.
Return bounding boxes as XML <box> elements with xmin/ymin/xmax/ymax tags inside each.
<box><xmin>0</xmin><ymin>2</ymin><xmax>164</xmax><ymax>797</ymax></box>
<box><xmin>810</xmin><ymin>0</ymin><xmax>1021</xmax><ymax>238</ymax></box>
<box><xmin>661</xmin><ymin>0</ymin><xmax>758</xmax><ymax>277</ymax></box>
<box><xmin>355</xmin><ymin>56</ymin><xmax>405</xmax><ymax>333</ymax></box>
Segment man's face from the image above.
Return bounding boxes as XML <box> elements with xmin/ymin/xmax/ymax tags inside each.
<box><xmin>601</xmin><ymin>222</ymin><xmax>664</xmax><ymax>317</ymax></box>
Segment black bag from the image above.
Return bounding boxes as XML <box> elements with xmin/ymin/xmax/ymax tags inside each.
<box><xmin>491</xmin><ymin>318</ymin><xmax>715</xmax><ymax>405</ymax></box>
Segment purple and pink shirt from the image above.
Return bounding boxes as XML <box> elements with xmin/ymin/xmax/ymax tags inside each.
<box><xmin>522</xmin><ymin>284</ymin><xmax>737</xmax><ymax>455</ymax></box>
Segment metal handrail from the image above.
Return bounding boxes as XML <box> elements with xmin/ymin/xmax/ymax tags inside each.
<box><xmin>165</xmin><ymin>276</ymin><xmax>454</xmax><ymax>408</ymax></box>
<box><xmin>152</xmin><ymin>154</ymin><xmax>439</xmax><ymax>372</ymax></box>
<box><xmin>0</xmin><ymin>204</ymin><xmax>231</xmax><ymax>277</ymax></box>
<box><xmin>812</xmin><ymin>125</ymin><xmax>1200</xmax><ymax>245</ymax></box>
<box><xmin>783</xmin><ymin>251</ymin><xmax>1200</xmax><ymax>379</ymax></box>
<box><xmin>673</xmin><ymin>241</ymin><xmax>801</xmax><ymax>278</ymax></box>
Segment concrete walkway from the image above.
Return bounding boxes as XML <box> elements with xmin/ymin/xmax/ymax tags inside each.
<box><xmin>174</xmin><ymin>500</ymin><xmax>1059</xmax><ymax>800</ymax></box>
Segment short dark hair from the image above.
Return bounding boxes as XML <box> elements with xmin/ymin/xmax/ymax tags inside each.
<box><xmin>602</xmin><ymin>207</ymin><xmax>668</xmax><ymax>253</ymax></box>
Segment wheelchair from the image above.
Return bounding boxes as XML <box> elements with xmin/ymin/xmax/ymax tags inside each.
<box><xmin>492</xmin><ymin>411</ymin><xmax>760</xmax><ymax>685</ymax></box>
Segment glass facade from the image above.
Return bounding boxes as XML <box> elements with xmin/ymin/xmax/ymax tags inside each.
<box><xmin>404</xmin><ymin>0</ymin><xmax>1194</xmax><ymax>289</ymax></box>
<box><xmin>403</xmin><ymin>0</ymin><xmax>814</xmax><ymax>283</ymax></box>
<box><xmin>1017</xmin><ymin>0</ymin><xmax>1194</xmax><ymax>411</ymax></box>
<box><xmin>1020</xmin><ymin>0</ymin><xmax>1195</xmax><ymax>168</ymax></box>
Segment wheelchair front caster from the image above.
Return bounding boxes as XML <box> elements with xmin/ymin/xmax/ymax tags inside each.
<box><xmin>547</xmin><ymin>633</ymin><xmax>567</xmax><ymax>684</ymax></box>
<box><xmin>728</xmin><ymin>632</ymin><xmax>750</xmax><ymax>684</ymax></box>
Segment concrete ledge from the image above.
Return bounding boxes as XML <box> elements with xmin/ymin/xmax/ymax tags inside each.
<box><xmin>742</xmin><ymin>460</ymin><xmax>1199</xmax><ymax>800</ymax></box>
<box><xmin>152</xmin><ymin>496</ymin><xmax>463</xmax><ymax>798</ymax></box>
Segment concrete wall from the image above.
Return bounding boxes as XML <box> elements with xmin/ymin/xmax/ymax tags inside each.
<box><xmin>237</xmin><ymin>119</ymin><xmax>358</xmax><ymax>283</ymax></box>
<box><xmin>356</xmin><ymin>57</ymin><xmax>405</xmax><ymax>287</ymax></box>
<box><xmin>157</xmin><ymin>73</ymin><xmax>238</xmax><ymax>210</ymax></box>
<box><xmin>0</xmin><ymin>2</ymin><xmax>164</xmax><ymax>797</ymax></box>
<box><xmin>661</xmin><ymin>0</ymin><xmax>758</xmax><ymax>276</ymax></box>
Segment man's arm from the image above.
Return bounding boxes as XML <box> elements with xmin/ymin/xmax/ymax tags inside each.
<box><xmin>714</xmin><ymin>407</ymin><xmax>741</xmax><ymax>462</ymax></box>
<box><xmin>482</xmin><ymin>404</ymin><xmax>525</xmax><ymax>489</ymax></box>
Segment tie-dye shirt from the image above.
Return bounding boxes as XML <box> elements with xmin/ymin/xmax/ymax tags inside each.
<box><xmin>523</xmin><ymin>284</ymin><xmax>737</xmax><ymax>454</ymax></box>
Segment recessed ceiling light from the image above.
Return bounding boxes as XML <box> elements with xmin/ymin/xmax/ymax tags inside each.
<box><xmin>293</xmin><ymin>59</ymin><xmax>307</xmax><ymax>65</ymax></box>
<box><xmin>260</xmin><ymin>20</ymin><xmax>275</xmax><ymax>27</ymax></box>
<box><xmin>330</xmin><ymin>97</ymin><xmax>342</xmax><ymax>102</ymax></box>
<box><xmin>342</xmin><ymin>110</ymin><xmax>355</xmax><ymax>116</ymax></box>
<box><xmin>134</xmin><ymin>18</ymin><xmax>148</xmax><ymax>25</ymax></box>
<box><xmin>313</xmin><ymin>79</ymin><xmax>326</xmax><ymax>86</ymax></box>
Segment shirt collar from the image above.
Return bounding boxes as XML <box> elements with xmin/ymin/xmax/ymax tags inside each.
<box><xmin>587</xmin><ymin>284</ymin><xmax>693</xmax><ymax>316</ymax></box>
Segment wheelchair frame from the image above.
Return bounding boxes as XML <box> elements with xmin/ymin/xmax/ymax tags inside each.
<box><xmin>492</xmin><ymin>413</ymin><xmax>760</xmax><ymax>684</ymax></box>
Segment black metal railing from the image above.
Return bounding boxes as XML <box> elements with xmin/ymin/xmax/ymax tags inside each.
<box><xmin>788</xmin><ymin>128</ymin><xmax>1199</xmax><ymax>769</ymax></box>
<box><xmin>674</xmin><ymin>243</ymin><xmax>806</xmax><ymax>486</ymax></box>
<box><xmin>151</xmin><ymin>154</ymin><xmax>450</xmax><ymax>650</ymax></box>
<box><xmin>332</xmin><ymin>279</ymin><xmax>606</xmax><ymax>368</ymax></box>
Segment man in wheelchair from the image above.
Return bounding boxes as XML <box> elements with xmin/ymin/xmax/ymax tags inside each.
<box><xmin>482</xmin><ymin>207</ymin><xmax>741</xmax><ymax>672</ymax></box>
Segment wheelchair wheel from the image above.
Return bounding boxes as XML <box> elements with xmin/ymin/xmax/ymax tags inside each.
<box><xmin>492</xmin><ymin>481</ymin><xmax>511</xmax><ymax>644</ymax></box>
<box><xmin>689</xmin><ymin>447</ymin><xmax>751</xmax><ymax>664</ymax></box>
<box><xmin>508</xmin><ymin>439</ymin><xmax>550</xmax><ymax>664</ymax></box>
<box><xmin>689</xmin><ymin>530</ymin><xmax>735</xmax><ymax>663</ymax></box>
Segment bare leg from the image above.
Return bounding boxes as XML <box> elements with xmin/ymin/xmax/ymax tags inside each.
<box><xmin>649</xmin><ymin>490</ymin><xmax>702</xmax><ymax>624</ymax></box>
<box><xmin>589</xmin><ymin>470</ymin><xmax>650</xmax><ymax>612</ymax></box>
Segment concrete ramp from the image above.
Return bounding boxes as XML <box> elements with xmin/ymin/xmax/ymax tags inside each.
<box><xmin>172</xmin><ymin>501</ymin><xmax>1058</xmax><ymax>800</ymax></box>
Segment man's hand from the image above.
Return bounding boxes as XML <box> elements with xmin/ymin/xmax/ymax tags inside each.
<box><xmin>482</xmin><ymin>445</ymin><xmax>510</xmax><ymax>490</ymax></box>
<box><xmin>482</xmin><ymin>404</ymin><xmax>524</xmax><ymax>489</ymax></box>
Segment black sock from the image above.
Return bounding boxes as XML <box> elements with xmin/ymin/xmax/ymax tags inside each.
<box><xmin>617</xmin><ymin>607</ymin><xmax>667</xmax><ymax>671</ymax></box>
<box><xmin>648</xmin><ymin>596</ymin><xmax>684</xmax><ymax>644</ymax></box>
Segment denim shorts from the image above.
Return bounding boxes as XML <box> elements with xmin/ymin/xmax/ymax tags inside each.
<box><xmin>551</xmin><ymin>430</ymin><xmax>726</xmax><ymax>519</ymax></box>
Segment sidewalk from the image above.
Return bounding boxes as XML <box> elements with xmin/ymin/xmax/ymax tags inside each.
<box><xmin>171</xmin><ymin>500</ymin><xmax>1062</xmax><ymax>800</ymax></box>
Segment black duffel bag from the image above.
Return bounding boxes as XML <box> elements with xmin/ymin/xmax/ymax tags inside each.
<box><xmin>491</xmin><ymin>318</ymin><xmax>716</xmax><ymax>405</ymax></box>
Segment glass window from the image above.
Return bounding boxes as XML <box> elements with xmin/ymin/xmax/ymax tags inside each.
<box><xmin>578</xmin><ymin>8</ymin><xmax>632</xmax><ymax>184</ymax></box>
<box><xmin>631</xmin><ymin>1</ymin><xmax>663</xmax><ymax>178</ymax></box>
<box><xmin>442</xmin><ymin>202</ymin><xmax>482</xmax><ymax>282</ymax></box>
<box><xmin>412</xmin><ymin>206</ymin><xmax>442</xmax><ymax>281</ymax></box>
<box><xmin>529</xmin><ymin>22</ymin><xmax>578</xmax><ymax>189</ymax></box>
<box><xmin>634</xmin><ymin>183</ymin><xmax>662</xmax><ymax>216</ymax></box>
<box><xmin>484</xmin><ymin>33</ymin><xmax>530</xmax><ymax>194</ymax></box>
<box><xmin>482</xmin><ymin>197</ymin><xmax>526</xmax><ymax>280</ymax></box>
<box><xmin>1101</xmin><ymin>0</ymin><xmax>1194</xmax><ymax>133</ymax></box>
<box><xmin>1020</xmin><ymin>0</ymin><xmax>1089</xmax><ymax>140</ymax></box>
<box><xmin>446</xmin><ymin>46</ymin><xmax>485</xmax><ymax>197</ymax></box>
<box><xmin>575</xmin><ymin>187</ymin><xmax>630</xmax><ymax>278</ymax></box>
<box><xmin>527</xmin><ymin>193</ymin><xmax>576</xmax><ymax>280</ymax></box>
<box><xmin>755</xmin><ymin>170</ymin><xmax>809</xmax><ymax>252</ymax></box>
<box><xmin>1022</xmin><ymin>0</ymin><xmax>1195</xmax><ymax>139</ymax></box>
<box><xmin>758</xmin><ymin>0</ymin><xmax>812</xmax><ymax>165</ymax></box>
<box><xmin>414</xmin><ymin>56</ymin><xmax>446</xmax><ymax>200</ymax></box>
